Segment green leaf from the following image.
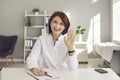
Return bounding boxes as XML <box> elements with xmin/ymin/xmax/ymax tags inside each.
<box><xmin>32</xmin><ymin>8</ymin><xmax>40</xmax><ymax>12</ymax></box>
<box><xmin>76</xmin><ymin>25</ymin><xmax>86</xmax><ymax>35</ymax></box>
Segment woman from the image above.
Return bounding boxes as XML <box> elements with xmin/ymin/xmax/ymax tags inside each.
<box><xmin>27</xmin><ymin>11</ymin><xmax>78</xmax><ymax>76</ymax></box>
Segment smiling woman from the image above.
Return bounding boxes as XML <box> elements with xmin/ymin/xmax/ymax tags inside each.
<box><xmin>26</xmin><ymin>11</ymin><xmax>78</xmax><ymax>76</ymax></box>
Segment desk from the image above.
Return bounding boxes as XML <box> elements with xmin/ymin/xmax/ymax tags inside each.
<box><xmin>1</xmin><ymin>68</ymin><xmax>120</xmax><ymax>80</ymax></box>
<box><xmin>94</xmin><ymin>42</ymin><xmax>120</xmax><ymax>73</ymax></box>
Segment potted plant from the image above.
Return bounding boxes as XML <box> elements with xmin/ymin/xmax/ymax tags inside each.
<box><xmin>76</xmin><ymin>25</ymin><xmax>86</xmax><ymax>41</ymax></box>
<box><xmin>32</xmin><ymin>8</ymin><xmax>40</xmax><ymax>15</ymax></box>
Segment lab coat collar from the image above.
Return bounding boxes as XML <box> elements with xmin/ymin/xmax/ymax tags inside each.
<box><xmin>49</xmin><ymin>34</ymin><xmax>65</xmax><ymax>41</ymax></box>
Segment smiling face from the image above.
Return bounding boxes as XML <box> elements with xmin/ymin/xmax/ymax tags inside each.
<box><xmin>50</xmin><ymin>16</ymin><xmax>65</xmax><ymax>36</ymax></box>
<box><xmin>48</xmin><ymin>11</ymin><xmax>70</xmax><ymax>35</ymax></box>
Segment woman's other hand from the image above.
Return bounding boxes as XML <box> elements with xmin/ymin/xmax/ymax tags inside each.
<box><xmin>64</xmin><ymin>29</ymin><xmax>75</xmax><ymax>51</ymax></box>
<box><xmin>31</xmin><ymin>68</ymin><xmax>47</xmax><ymax>76</ymax></box>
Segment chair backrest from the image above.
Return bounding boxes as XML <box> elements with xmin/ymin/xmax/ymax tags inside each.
<box><xmin>0</xmin><ymin>67</ymin><xmax>1</xmax><ymax>80</ymax></box>
<box><xmin>0</xmin><ymin>35</ymin><xmax>18</xmax><ymax>56</ymax></box>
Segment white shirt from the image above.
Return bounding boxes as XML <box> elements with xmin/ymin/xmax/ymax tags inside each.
<box><xmin>27</xmin><ymin>34</ymin><xmax>78</xmax><ymax>70</ymax></box>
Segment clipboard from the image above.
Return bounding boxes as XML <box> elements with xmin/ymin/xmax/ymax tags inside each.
<box><xmin>26</xmin><ymin>69</ymin><xmax>60</xmax><ymax>80</ymax></box>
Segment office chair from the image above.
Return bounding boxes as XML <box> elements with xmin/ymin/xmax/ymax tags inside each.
<box><xmin>0</xmin><ymin>35</ymin><xmax>18</xmax><ymax>66</ymax></box>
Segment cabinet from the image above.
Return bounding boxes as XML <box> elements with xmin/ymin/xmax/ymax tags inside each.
<box><xmin>24</xmin><ymin>10</ymin><xmax>51</xmax><ymax>63</ymax></box>
<box><xmin>75</xmin><ymin>42</ymin><xmax>88</xmax><ymax>64</ymax></box>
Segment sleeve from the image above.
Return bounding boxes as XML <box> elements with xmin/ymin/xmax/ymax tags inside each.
<box><xmin>26</xmin><ymin>37</ymin><xmax>42</xmax><ymax>69</ymax></box>
<box><xmin>66</xmin><ymin>51</ymin><xmax>78</xmax><ymax>70</ymax></box>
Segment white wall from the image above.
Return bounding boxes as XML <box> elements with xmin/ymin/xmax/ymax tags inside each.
<box><xmin>112</xmin><ymin>0</ymin><xmax>120</xmax><ymax>44</ymax></box>
<box><xmin>0</xmin><ymin>0</ymin><xmax>111</xmax><ymax>59</ymax></box>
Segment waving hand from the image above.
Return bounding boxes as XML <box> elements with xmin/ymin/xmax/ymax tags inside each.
<box><xmin>64</xmin><ymin>29</ymin><xmax>75</xmax><ymax>51</ymax></box>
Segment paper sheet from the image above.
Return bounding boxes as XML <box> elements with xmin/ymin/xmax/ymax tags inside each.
<box><xmin>26</xmin><ymin>69</ymin><xmax>60</xmax><ymax>80</ymax></box>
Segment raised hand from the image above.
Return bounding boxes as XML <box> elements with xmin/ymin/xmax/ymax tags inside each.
<box><xmin>64</xmin><ymin>29</ymin><xmax>75</xmax><ymax>51</ymax></box>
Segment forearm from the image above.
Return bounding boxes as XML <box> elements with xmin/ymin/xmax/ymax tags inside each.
<box><xmin>26</xmin><ymin>56</ymin><xmax>39</xmax><ymax>69</ymax></box>
<box><xmin>66</xmin><ymin>52</ymin><xmax>78</xmax><ymax>70</ymax></box>
<box><xmin>27</xmin><ymin>37</ymin><xmax>42</xmax><ymax>69</ymax></box>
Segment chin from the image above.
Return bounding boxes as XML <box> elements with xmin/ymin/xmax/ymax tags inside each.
<box><xmin>53</xmin><ymin>32</ymin><xmax>62</xmax><ymax>35</ymax></box>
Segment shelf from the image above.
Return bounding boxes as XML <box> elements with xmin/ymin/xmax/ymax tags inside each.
<box><xmin>25</xmin><ymin>49</ymin><xmax>32</xmax><ymax>51</ymax></box>
<box><xmin>25</xmin><ymin>37</ymin><xmax>39</xmax><ymax>40</ymax></box>
<box><xmin>25</xmin><ymin>10</ymin><xmax>51</xmax><ymax>17</ymax></box>
<box><xmin>45</xmin><ymin>14</ymin><xmax>51</xmax><ymax>16</ymax></box>
<box><xmin>24</xmin><ymin>10</ymin><xmax>51</xmax><ymax>63</ymax></box>
<box><xmin>25</xmin><ymin>14</ymin><xmax>51</xmax><ymax>17</ymax></box>
<box><xmin>25</xmin><ymin>26</ymin><xmax>44</xmax><ymax>28</ymax></box>
<box><xmin>25</xmin><ymin>14</ymin><xmax>45</xmax><ymax>17</ymax></box>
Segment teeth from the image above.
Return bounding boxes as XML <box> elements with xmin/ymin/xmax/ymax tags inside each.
<box><xmin>55</xmin><ymin>29</ymin><xmax>60</xmax><ymax>31</ymax></box>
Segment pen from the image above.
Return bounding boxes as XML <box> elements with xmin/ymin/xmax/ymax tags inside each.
<box><xmin>45</xmin><ymin>74</ymin><xmax>60</xmax><ymax>79</ymax></box>
<box><xmin>44</xmin><ymin>71</ymin><xmax>53</xmax><ymax>78</ymax></box>
<box><xmin>45</xmin><ymin>74</ymin><xmax>53</xmax><ymax>77</ymax></box>
<box><xmin>27</xmin><ymin>72</ymin><xmax>39</xmax><ymax>80</ymax></box>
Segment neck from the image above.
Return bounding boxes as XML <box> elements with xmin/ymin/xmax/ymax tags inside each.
<box><xmin>51</xmin><ymin>33</ymin><xmax>60</xmax><ymax>43</ymax></box>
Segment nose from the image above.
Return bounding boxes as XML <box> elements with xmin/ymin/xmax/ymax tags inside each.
<box><xmin>56</xmin><ymin>24</ymin><xmax>60</xmax><ymax>28</ymax></box>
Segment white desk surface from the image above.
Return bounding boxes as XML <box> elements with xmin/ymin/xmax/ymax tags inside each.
<box><xmin>1</xmin><ymin>68</ymin><xmax>120</xmax><ymax>80</ymax></box>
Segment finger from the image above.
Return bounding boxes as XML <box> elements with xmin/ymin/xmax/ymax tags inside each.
<box><xmin>34</xmin><ymin>69</ymin><xmax>42</xmax><ymax>76</ymax></box>
<box><xmin>32</xmin><ymin>71</ymin><xmax>36</xmax><ymax>76</ymax></box>
<box><xmin>74</xmin><ymin>34</ymin><xmax>75</xmax><ymax>39</ymax></box>
<box><xmin>67</xmin><ymin>29</ymin><xmax>72</xmax><ymax>37</ymax></box>
<box><xmin>33</xmin><ymin>70</ymin><xmax>39</xmax><ymax>76</ymax></box>
<box><xmin>37</xmin><ymin>70</ymin><xmax>41</xmax><ymax>76</ymax></box>
<box><xmin>67</xmin><ymin>29</ymin><xmax>70</xmax><ymax>36</ymax></box>
<box><xmin>32</xmin><ymin>68</ymin><xmax>38</xmax><ymax>76</ymax></box>
<box><xmin>64</xmin><ymin>36</ymin><xmax>67</xmax><ymax>42</ymax></box>
<box><xmin>69</xmin><ymin>29</ymin><xmax>74</xmax><ymax>35</ymax></box>
<box><xmin>73</xmin><ymin>34</ymin><xmax>75</xmax><ymax>41</ymax></box>
<box><xmin>44</xmin><ymin>71</ymin><xmax>48</xmax><ymax>75</ymax></box>
<box><xmin>40</xmin><ymin>69</ymin><xmax>44</xmax><ymax>76</ymax></box>
<box><xmin>67</xmin><ymin>28</ymin><xmax>72</xmax><ymax>34</ymax></box>
<box><xmin>70</xmin><ymin>29</ymin><xmax>73</xmax><ymax>34</ymax></box>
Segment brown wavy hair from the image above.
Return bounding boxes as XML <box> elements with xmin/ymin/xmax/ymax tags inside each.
<box><xmin>48</xmin><ymin>11</ymin><xmax>70</xmax><ymax>35</ymax></box>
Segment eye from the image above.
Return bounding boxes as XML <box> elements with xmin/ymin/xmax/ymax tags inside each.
<box><xmin>60</xmin><ymin>22</ymin><xmax>64</xmax><ymax>26</ymax></box>
<box><xmin>53</xmin><ymin>20</ymin><xmax>57</xmax><ymax>24</ymax></box>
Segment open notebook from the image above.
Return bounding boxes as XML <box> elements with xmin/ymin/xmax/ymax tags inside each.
<box><xmin>26</xmin><ymin>69</ymin><xmax>60</xmax><ymax>80</ymax></box>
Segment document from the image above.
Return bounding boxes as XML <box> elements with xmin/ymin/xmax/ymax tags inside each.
<box><xmin>26</xmin><ymin>69</ymin><xmax>60</xmax><ymax>80</ymax></box>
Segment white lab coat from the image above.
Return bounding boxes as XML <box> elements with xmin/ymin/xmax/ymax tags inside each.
<box><xmin>27</xmin><ymin>34</ymin><xmax>78</xmax><ymax>70</ymax></box>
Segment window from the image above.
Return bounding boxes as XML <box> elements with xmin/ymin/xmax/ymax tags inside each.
<box><xmin>87</xmin><ymin>13</ymin><xmax>101</xmax><ymax>53</ymax></box>
<box><xmin>112</xmin><ymin>0</ymin><xmax>120</xmax><ymax>44</ymax></box>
